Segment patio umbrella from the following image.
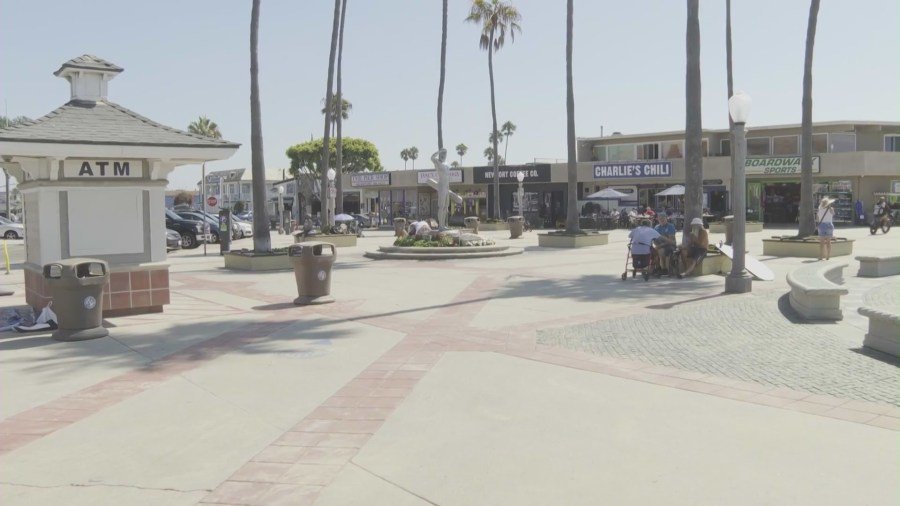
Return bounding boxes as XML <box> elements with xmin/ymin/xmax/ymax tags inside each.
<box><xmin>334</xmin><ymin>213</ymin><xmax>355</xmax><ymax>221</ymax></box>
<box><xmin>585</xmin><ymin>187</ymin><xmax>628</xmax><ymax>200</ymax></box>
<box><xmin>655</xmin><ymin>184</ymin><xmax>685</xmax><ymax>196</ymax></box>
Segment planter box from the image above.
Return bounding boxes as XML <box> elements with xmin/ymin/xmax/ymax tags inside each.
<box><xmin>295</xmin><ymin>234</ymin><xmax>356</xmax><ymax>248</ymax></box>
<box><xmin>762</xmin><ymin>236</ymin><xmax>854</xmax><ymax>258</ymax></box>
<box><xmin>538</xmin><ymin>232</ymin><xmax>609</xmax><ymax>248</ymax></box>
<box><xmin>478</xmin><ymin>222</ymin><xmax>509</xmax><ymax>231</ymax></box>
<box><xmin>708</xmin><ymin>221</ymin><xmax>763</xmax><ymax>234</ymax></box>
<box><xmin>224</xmin><ymin>252</ymin><xmax>291</xmax><ymax>271</ymax></box>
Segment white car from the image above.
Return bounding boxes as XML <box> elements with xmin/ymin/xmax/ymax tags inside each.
<box><xmin>234</xmin><ymin>218</ymin><xmax>253</xmax><ymax>238</ymax></box>
<box><xmin>0</xmin><ymin>216</ymin><xmax>24</xmax><ymax>239</ymax></box>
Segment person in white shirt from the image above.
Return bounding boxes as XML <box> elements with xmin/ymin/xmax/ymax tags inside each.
<box><xmin>816</xmin><ymin>197</ymin><xmax>835</xmax><ymax>260</ymax></box>
<box><xmin>628</xmin><ymin>220</ymin><xmax>661</xmax><ymax>276</ymax></box>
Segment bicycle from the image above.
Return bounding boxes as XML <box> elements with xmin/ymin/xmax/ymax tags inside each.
<box><xmin>870</xmin><ymin>212</ymin><xmax>895</xmax><ymax>235</ymax></box>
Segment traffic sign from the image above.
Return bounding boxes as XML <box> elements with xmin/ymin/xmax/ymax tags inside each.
<box><xmin>207</xmin><ymin>196</ymin><xmax>218</xmax><ymax>207</ymax></box>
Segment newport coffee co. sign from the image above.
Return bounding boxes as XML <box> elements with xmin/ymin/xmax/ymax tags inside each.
<box><xmin>473</xmin><ymin>164</ymin><xmax>551</xmax><ymax>184</ymax></box>
<box><xmin>63</xmin><ymin>159</ymin><xmax>142</xmax><ymax>178</ymax></box>
<box><xmin>745</xmin><ymin>156</ymin><xmax>820</xmax><ymax>175</ymax></box>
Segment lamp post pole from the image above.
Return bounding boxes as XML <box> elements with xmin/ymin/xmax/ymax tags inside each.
<box><xmin>726</xmin><ymin>91</ymin><xmax>752</xmax><ymax>294</ymax></box>
<box><xmin>277</xmin><ymin>185</ymin><xmax>285</xmax><ymax>234</ymax></box>
<box><xmin>326</xmin><ymin>169</ymin><xmax>336</xmax><ymax>227</ymax></box>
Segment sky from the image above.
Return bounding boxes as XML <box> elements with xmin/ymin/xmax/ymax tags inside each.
<box><xmin>1</xmin><ymin>0</ymin><xmax>898</xmax><ymax>190</ymax></box>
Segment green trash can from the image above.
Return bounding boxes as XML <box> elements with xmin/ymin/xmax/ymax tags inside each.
<box><xmin>508</xmin><ymin>216</ymin><xmax>525</xmax><ymax>239</ymax></box>
<box><xmin>43</xmin><ymin>258</ymin><xmax>109</xmax><ymax>341</ymax></box>
<box><xmin>289</xmin><ymin>242</ymin><xmax>336</xmax><ymax>306</ymax></box>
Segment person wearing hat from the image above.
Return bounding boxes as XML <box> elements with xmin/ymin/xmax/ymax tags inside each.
<box><xmin>678</xmin><ymin>217</ymin><xmax>709</xmax><ymax>278</ymax></box>
<box><xmin>872</xmin><ymin>197</ymin><xmax>888</xmax><ymax>228</ymax></box>
<box><xmin>817</xmin><ymin>197</ymin><xmax>836</xmax><ymax>260</ymax></box>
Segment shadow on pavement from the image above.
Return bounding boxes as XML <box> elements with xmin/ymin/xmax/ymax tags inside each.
<box><xmin>850</xmin><ymin>347</ymin><xmax>900</xmax><ymax>368</ymax></box>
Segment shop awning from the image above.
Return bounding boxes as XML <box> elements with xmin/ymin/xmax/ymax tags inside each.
<box><xmin>585</xmin><ymin>188</ymin><xmax>628</xmax><ymax>200</ymax></box>
<box><xmin>656</xmin><ymin>184</ymin><xmax>685</xmax><ymax>197</ymax></box>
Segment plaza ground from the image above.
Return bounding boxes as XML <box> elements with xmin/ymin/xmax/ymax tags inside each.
<box><xmin>1</xmin><ymin>225</ymin><xmax>898</xmax><ymax>505</ymax></box>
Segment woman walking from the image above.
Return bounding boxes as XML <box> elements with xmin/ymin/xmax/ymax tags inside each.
<box><xmin>816</xmin><ymin>197</ymin><xmax>835</xmax><ymax>260</ymax></box>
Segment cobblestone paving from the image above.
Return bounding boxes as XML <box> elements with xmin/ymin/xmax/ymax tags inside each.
<box><xmin>863</xmin><ymin>279</ymin><xmax>900</xmax><ymax>311</ymax></box>
<box><xmin>537</xmin><ymin>292</ymin><xmax>900</xmax><ymax>405</ymax></box>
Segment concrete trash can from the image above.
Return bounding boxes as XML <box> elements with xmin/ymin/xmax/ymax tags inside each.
<box><xmin>289</xmin><ymin>242</ymin><xmax>336</xmax><ymax>305</ymax></box>
<box><xmin>42</xmin><ymin>258</ymin><xmax>109</xmax><ymax>341</ymax></box>
<box><xmin>464</xmin><ymin>216</ymin><xmax>480</xmax><ymax>234</ymax></box>
<box><xmin>508</xmin><ymin>216</ymin><xmax>525</xmax><ymax>239</ymax></box>
<box><xmin>723</xmin><ymin>215</ymin><xmax>734</xmax><ymax>246</ymax></box>
<box><xmin>393</xmin><ymin>218</ymin><xmax>407</xmax><ymax>237</ymax></box>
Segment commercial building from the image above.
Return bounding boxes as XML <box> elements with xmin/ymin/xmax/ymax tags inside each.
<box><xmin>196</xmin><ymin>167</ymin><xmax>283</xmax><ymax>214</ymax></box>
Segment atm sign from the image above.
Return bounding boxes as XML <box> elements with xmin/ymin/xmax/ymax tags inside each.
<box><xmin>63</xmin><ymin>159</ymin><xmax>143</xmax><ymax>178</ymax></box>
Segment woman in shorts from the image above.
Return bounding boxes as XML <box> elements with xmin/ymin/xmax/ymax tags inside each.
<box><xmin>816</xmin><ymin>197</ymin><xmax>835</xmax><ymax>260</ymax></box>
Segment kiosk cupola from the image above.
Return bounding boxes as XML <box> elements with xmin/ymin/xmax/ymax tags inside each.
<box><xmin>53</xmin><ymin>55</ymin><xmax>123</xmax><ymax>102</ymax></box>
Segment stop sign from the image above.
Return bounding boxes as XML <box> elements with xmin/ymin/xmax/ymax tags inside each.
<box><xmin>207</xmin><ymin>196</ymin><xmax>218</xmax><ymax>207</ymax></box>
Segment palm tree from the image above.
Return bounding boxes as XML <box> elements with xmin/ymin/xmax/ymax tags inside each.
<box><xmin>188</xmin><ymin>116</ymin><xmax>222</xmax><ymax>139</ymax></box>
<box><xmin>683</xmin><ymin>0</ymin><xmax>703</xmax><ymax>244</ymax></box>
<box><xmin>321</xmin><ymin>0</ymin><xmax>342</xmax><ymax>225</ymax></box>
<box><xmin>401</xmin><ymin>148</ymin><xmax>410</xmax><ymax>169</ymax></box>
<box><xmin>466</xmin><ymin>0</ymin><xmax>522</xmax><ymax>219</ymax></box>
<box><xmin>798</xmin><ymin>0</ymin><xmax>821</xmax><ymax>237</ymax></box>
<box><xmin>456</xmin><ymin>143</ymin><xmax>468</xmax><ymax>165</ymax></box>
<box><xmin>320</xmin><ymin>98</ymin><xmax>352</xmax><ymax>138</ymax></box>
<box><xmin>335</xmin><ymin>0</ymin><xmax>349</xmax><ymax>213</ymax></box>
<box><xmin>725</xmin><ymin>0</ymin><xmax>735</xmax><ymax>213</ymax></box>
<box><xmin>564</xmin><ymin>0</ymin><xmax>579</xmax><ymax>234</ymax></box>
<box><xmin>483</xmin><ymin>146</ymin><xmax>503</xmax><ymax>165</ymax></box>
<box><xmin>249</xmin><ymin>0</ymin><xmax>271</xmax><ymax>251</ymax></box>
<box><xmin>489</xmin><ymin>130</ymin><xmax>504</xmax><ymax>146</ymax></box>
<box><xmin>437</xmin><ymin>0</ymin><xmax>448</xmax><ymax>150</ymax></box>
<box><xmin>451</xmin><ymin>161</ymin><xmax>460</xmax><ymax>168</ymax></box>
<box><xmin>408</xmin><ymin>146</ymin><xmax>419</xmax><ymax>170</ymax></box>
<box><xmin>501</xmin><ymin>120</ymin><xmax>516</xmax><ymax>162</ymax></box>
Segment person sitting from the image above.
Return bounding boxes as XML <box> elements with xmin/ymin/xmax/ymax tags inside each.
<box><xmin>653</xmin><ymin>214</ymin><xmax>677</xmax><ymax>274</ymax></box>
<box><xmin>413</xmin><ymin>220</ymin><xmax>432</xmax><ymax>238</ymax></box>
<box><xmin>628</xmin><ymin>219</ymin><xmax>661</xmax><ymax>276</ymax></box>
<box><xmin>644</xmin><ymin>205</ymin><xmax>656</xmax><ymax>217</ymax></box>
<box><xmin>678</xmin><ymin>217</ymin><xmax>709</xmax><ymax>278</ymax></box>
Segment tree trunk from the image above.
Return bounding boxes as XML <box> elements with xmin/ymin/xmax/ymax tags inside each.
<box><xmin>335</xmin><ymin>0</ymin><xmax>348</xmax><ymax>214</ymax></box>
<box><xmin>564</xmin><ymin>0</ymin><xmax>579</xmax><ymax>233</ymax></box>
<box><xmin>322</xmin><ymin>0</ymin><xmax>342</xmax><ymax>225</ymax></box>
<box><xmin>725</xmin><ymin>0</ymin><xmax>736</xmax><ymax>213</ymax></box>
<box><xmin>683</xmin><ymin>0</ymin><xmax>703</xmax><ymax>245</ymax></box>
<box><xmin>798</xmin><ymin>0</ymin><xmax>820</xmax><ymax>237</ymax></box>
<box><xmin>437</xmin><ymin>0</ymin><xmax>447</xmax><ymax>151</ymax></box>
<box><xmin>488</xmin><ymin>28</ymin><xmax>500</xmax><ymax>220</ymax></box>
<box><xmin>249</xmin><ymin>0</ymin><xmax>271</xmax><ymax>251</ymax></box>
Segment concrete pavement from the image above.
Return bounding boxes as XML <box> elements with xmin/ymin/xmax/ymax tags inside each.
<box><xmin>1</xmin><ymin>224</ymin><xmax>898</xmax><ymax>505</ymax></box>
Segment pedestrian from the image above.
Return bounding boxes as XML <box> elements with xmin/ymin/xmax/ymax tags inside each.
<box><xmin>816</xmin><ymin>197</ymin><xmax>835</xmax><ymax>260</ymax></box>
<box><xmin>678</xmin><ymin>217</ymin><xmax>709</xmax><ymax>278</ymax></box>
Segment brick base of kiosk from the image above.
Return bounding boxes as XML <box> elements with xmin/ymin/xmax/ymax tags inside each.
<box><xmin>26</xmin><ymin>265</ymin><xmax>170</xmax><ymax>317</ymax></box>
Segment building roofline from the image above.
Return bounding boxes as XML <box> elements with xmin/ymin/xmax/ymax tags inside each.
<box><xmin>577</xmin><ymin>120</ymin><xmax>900</xmax><ymax>143</ymax></box>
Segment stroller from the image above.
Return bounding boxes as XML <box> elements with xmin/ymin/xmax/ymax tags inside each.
<box><xmin>621</xmin><ymin>241</ymin><xmax>656</xmax><ymax>281</ymax></box>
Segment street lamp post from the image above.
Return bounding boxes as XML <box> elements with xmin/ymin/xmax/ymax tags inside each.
<box><xmin>516</xmin><ymin>171</ymin><xmax>525</xmax><ymax>216</ymax></box>
<box><xmin>277</xmin><ymin>185</ymin><xmax>285</xmax><ymax>234</ymax></box>
<box><xmin>326</xmin><ymin>168</ymin><xmax>336</xmax><ymax>227</ymax></box>
<box><xmin>725</xmin><ymin>91</ymin><xmax>752</xmax><ymax>294</ymax></box>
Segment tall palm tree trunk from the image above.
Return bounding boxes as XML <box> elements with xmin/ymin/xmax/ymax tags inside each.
<box><xmin>564</xmin><ymin>0</ymin><xmax>579</xmax><ymax>233</ymax></box>
<box><xmin>798</xmin><ymin>0</ymin><xmax>820</xmax><ymax>237</ymax></box>
<box><xmin>335</xmin><ymin>0</ymin><xmax>348</xmax><ymax>214</ymax></box>
<box><xmin>488</xmin><ymin>28</ymin><xmax>500</xmax><ymax>220</ymax></box>
<box><xmin>249</xmin><ymin>0</ymin><xmax>271</xmax><ymax>251</ymax></box>
<box><xmin>437</xmin><ymin>0</ymin><xmax>448</xmax><ymax>150</ymax></box>
<box><xmin>683</xmin><ymin>0</ymin><xmax>703</xmax><ymax>244</ymax></box>
<box><xmin>322</xmin><ymin>0</ymin><xmax>342</xmax><ymax>224</ymax></box>
<box><xmin>725</xmin><ymin>0</ymin><xmax>735</xmax><ymax>213</ymax></box>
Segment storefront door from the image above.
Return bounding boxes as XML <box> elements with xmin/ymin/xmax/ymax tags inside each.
<box><xmin>747</xmin><ymin>182</ymin><xmax>762</xmax><ymax>222</ymax></box>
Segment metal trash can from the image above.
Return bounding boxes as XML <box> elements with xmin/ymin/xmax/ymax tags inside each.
<box><xmin>464</xmin><ymin>216</ymin><xmax>480</xmax><ymax>234</ymax></box>
<box><xmin>508</xmin><ymin>216</ymin><xmax>525</xmax><ymax>239</ymax></box>
<box><xmin>289</xmin><ymin>242</ymin><xmax>336</xmax><ymax>306</ymax></box>
<box><xmin>42</xmin><ymin>258</ymin><xmax>109</xmax><ymax>341</ymax></box>
<box><xmin>723</xmin><ymin>215</ymin><xmax>734</xmax><ymax>246</ymax></box>
<box><xmin>393</xmin><ymin>218</ymin><xmax>407</xmax><ymax>237</ymax></box>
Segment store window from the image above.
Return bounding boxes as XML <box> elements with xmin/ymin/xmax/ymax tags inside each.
<box><xmin>661</xmin><ymin>140</ymin><xmax>683</xmax><ymax>159</ymax></box>
<box><xmin>802</xmin><ymin>133</ymin><xmax>828</xmax><ymax>154</ymax></box>
<box><xmin>829</xmin><ymin>133</ymin><xmax>856</xmax><ymax>153</ymax></box>
<box><xmin>773</xmin><ymin>135</ymin><xmax>799</xmax><ymax>155</ymax></box>
<box><xmin>606</xmin><ymin>144</ymin><xmax>635</xmax><ymax>161</ymax></box>
<box><xmin>747</xmin><ymin>137</ymin><xmax>771</xmax><ymax>156</ymax></box>
<box><xmin>636</xmin><ymin>143</ymin><xmax>660</xmax><ymax>160</ymax></box>
<box><xmin>592</xmin><ymin>145</ymin><xmax>607</xmax><ymax>161</ymax></box>
<box><xmin>720</xmin><ymin>139</ymin><xmax>731</xmax><ymax>156</ymax></box>
<box><xmin>885</xmin><ymin>135</ymin><xmax>900</xmax><ymax>152</ymax></box>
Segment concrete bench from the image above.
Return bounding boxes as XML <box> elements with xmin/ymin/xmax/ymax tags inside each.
<box><xmin>858</xmin><ymin>281</ymin><xmax>900</xmax><ymax>358</ymax></box>
<box><xmin>786</xmin><ymin>262</ymin><xmax>849</xmax><ymax>321</ymax></box>
<box><xmin>856</xmin><ymin>255</ymin><xmax>900</xmax><ymax>277</ymax></box>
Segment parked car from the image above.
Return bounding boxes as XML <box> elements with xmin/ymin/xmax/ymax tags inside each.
<box><xmin>232</xmin><ymin>217</ymin><xmax>253</xmax><ymax>238</ymax></box>
<box><xmin>0</xmin><ymin>216</ymin><xmax>25</xmax><ymax>239</ymax></box>
<box><xmin>166</xmin><ymin>228</ymin><xmax>182</xmax><ymax>251</ymax></box>
<box><xmin>165</xmin><ymin>209</ymin><xmax>208</xmax><ymax>249</ymax></box>
<box><xmin>193</xmin><ymin>211</ymin><xmax>242</xmax><ymax>240</ymax></box>
<box><xmin>176</xmin><ymin>211</ymin><xmax>222</xmax><ymax>243</ymax></box>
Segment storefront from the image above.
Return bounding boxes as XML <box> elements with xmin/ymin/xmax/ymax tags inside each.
<box><xmin>349</xmin><ymin>172</ymin><xmax>391</xmax><ymax>225</ymax></box>
<box><xmin>475</xmin><ymin>164</ymin><xmax>563</xmax><ymax>225</ymax></box>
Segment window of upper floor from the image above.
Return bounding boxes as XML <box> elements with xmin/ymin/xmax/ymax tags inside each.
<box><xmin>883</xmin><ymin>134</ymin><xmax>900</xmax><ymax>152</ymax></box>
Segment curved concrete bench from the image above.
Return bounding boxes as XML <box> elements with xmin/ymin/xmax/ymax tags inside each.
<box><xmin>856</xmin><ymin>255</ymin><xmax>900</xmax><ymax>277</ymax></box>
<box><xmin>858</xmin><ymin>281</ymin><xmax>900</xmax><ymax>357</ymax></box>
<box><xmin>786</xmin><ymin>262</ymin><xmax>849</xmax><ymax>321</ymax></box>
